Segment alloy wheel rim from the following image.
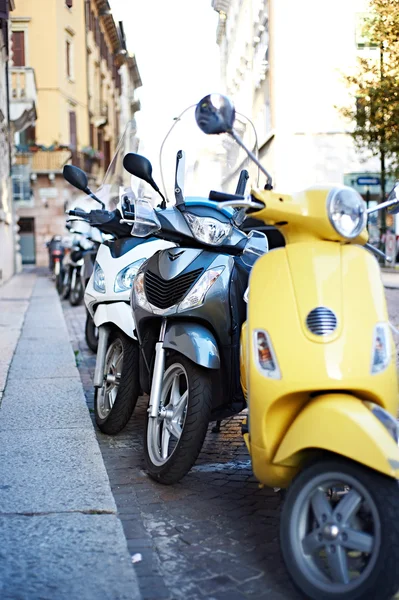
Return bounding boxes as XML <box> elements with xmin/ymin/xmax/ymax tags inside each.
<box><xmin>97</xmin><ymin>339</ymin><xmax>124</xmax><ymax>420</ymax></box>
<box><xmin>289</xmin><ymin>471</ymin><xmax>381</xmax><ymax>594</ymax></box>
<box><xmin>147</xmin><ymin>363</ymin><xmax>189</xmax><ymax>467</ymax></box>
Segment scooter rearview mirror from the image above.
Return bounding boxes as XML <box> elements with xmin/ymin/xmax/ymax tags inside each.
<box><xmin>63</xmin><ymin>165</ymin><xmax>89</xmax><ymax>193</ymax></box>
<box><xmin>123</xmin><ymin>153</ymin><xmax>167</xmax><ymax>208</ymax></box>
<box><xmin>195</xmin><ymin>93</ymin><xmax>236</xmax><ymax>135</ymax></box>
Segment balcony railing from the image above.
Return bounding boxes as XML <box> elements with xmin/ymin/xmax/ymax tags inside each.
<box><xmin>14</xmin><ymin>149</ymin><xmax>100</xmax><ymax>176</ymax></box>
<box><xmin>9</xmin><ymin>67</ymin><xmax>37</xmax><ymax>132</ymax></box>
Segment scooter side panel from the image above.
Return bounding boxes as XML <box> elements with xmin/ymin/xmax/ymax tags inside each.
<box><xmin>94</xmin><ymin>302</ymin><xmax>136</xmax><ymax>339</ymax></box>
<box><xmin>246</xmin><ymin>242</ymin><xmax>398</xmax><ymax>472</ymax></box>
<box><xmin>273</xmin><ymin>393</ymin><xmax>399</xmax><ymax>479</ymax></box>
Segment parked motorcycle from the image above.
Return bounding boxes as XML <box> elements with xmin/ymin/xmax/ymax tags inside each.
<box><xmin>58</xmin><ymin>228</ymin><xmax>95</xmax><ymax>306</ymax></box>
<box><xmin>123</xmin><ymin>106</ymin><xmax>268</xmax><ymax>484</ymax></box>
<box><xmin>46</xmin><ymin>235</ymin><xmax>65</xmax><ymax>280</ymax></box>
<box><xmin>63</xmin><ymin>121</ymin><xmax>174</xmax><ymax>434</ymax></box>
<box><xmin>195</xmin><ymin>93</ymin><xmax>399</xmax><ymax>600</ymax></box>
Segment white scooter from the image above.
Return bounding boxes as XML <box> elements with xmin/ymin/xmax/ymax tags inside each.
<box><xmin>63</xmin><ymin>121</ymin><xmax>174</xmax><ymax>435</ymax></box>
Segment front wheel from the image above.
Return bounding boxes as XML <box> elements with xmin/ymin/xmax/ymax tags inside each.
<box><xmin>280</xmin><ymin>457</ymin><xmax>399</xmax><ymax>600</ymax></box>
<box><xmin>94</xmin><ymin>330</ymin><xmax>140</xmax><ymax>435</ymax></box>
<box><xmin>144</xmin><ymin>353</ymin><xmax>212</xmax><ymax>485</ymax></box>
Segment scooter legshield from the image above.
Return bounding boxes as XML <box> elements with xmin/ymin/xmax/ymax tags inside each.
<box><xmin>94</xmin><ymin>302</ymin><xmax>136</xmax><ymax>339</ymax></box>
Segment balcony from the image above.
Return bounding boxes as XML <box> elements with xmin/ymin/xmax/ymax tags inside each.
<box><xmin>92</xmin><ymin>101</ymin><xmax>109</xmax><ymax>127</ymax></box>
<box><xmin>14</xmin><ymin>149</ymin><xmax>100</xmax><ymax>178</ymax></box>
<box><xmin>9</xmin><ymin>67</ymin><xmax>37</xmax><ymax>133</ymax></box>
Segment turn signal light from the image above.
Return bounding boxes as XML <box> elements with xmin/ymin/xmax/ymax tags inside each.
<box><xmin>254</xmin><ymin>330</ymin><xmax>281</xmax><ymax>379</ymax></box>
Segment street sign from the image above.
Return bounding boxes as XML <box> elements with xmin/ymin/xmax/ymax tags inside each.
<box><xmin>357</xmin><ymin>176</ymin><xmax>380</xmax><ymax>186</ymax></box>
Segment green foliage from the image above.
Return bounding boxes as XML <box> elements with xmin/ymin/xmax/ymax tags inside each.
<box><xmin>339</xmin><ymin>0</ymin><xmax>399</xmax><ymax>177</ymax></box>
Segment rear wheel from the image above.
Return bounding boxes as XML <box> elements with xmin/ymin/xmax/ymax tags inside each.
<box><xmin>85</xmin><ymin>312</ymin><xmax>98</xmax><ymax>353</ymax></box>
<box><xmin>69</xmin><ymin>278</ymin><xmax>84</xmax><ymax>306</ymax></box>
<box><xmin>144</xmin><ymin>352</ymin><xmax>212</xmax><ymax>485</ymax></box>
<box><xmin>94</xmin><ymin>330</ymin><xmax>140</xmax><ymax>435</ymax></box>
<box><xmin>280</xmin><ymin>457</ymin><xmax>399</xmax><ymax>600</ymax></box>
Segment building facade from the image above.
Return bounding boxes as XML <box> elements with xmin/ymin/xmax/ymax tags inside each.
<box><xmin>212</xmin><ymin>0</ymin><xmax>382</xmax><ymax>201</ymax></box>
<box><xmin>11</xmin><ymin>0</ymin><xmax>141</xmax><ymax>267</ymax></box>
<box><xmin>0</xmin><ymin>0</ymin><xmax>17</xmax><ymax>285</ymax></box>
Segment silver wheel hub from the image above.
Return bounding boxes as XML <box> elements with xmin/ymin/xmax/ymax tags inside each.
<box><xmin>288</xmin><ymin>473</ymin><xmax>381</xmax><ymax>594</ymax></box>
<box><xmin>97</xmin><ymin>339</ymin><xmax>124</xmax><ymax>420</ymax></box>
<box><xmin>147</xmin><ymin>363</ymin><xmax>189</xmax><ymax>467</ymax></box>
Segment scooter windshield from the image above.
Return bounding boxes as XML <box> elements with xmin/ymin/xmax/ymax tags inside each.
<box><xmin>94</xmin><ymin>120</ymin><xmax>156</xmax><ymax>210</ymax></box>
<box><xmin>159</xmin><ymin>105</ymin><xmax>259</xmax><ymax>204</ymax></box>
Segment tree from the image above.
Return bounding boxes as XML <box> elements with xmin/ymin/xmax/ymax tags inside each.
<box><xmin>338</xmin><ymin>0</ymin><xmax>399</xmax><ymax>237</ymax></box>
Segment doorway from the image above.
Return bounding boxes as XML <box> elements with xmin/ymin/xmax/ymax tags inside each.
<box><xmin>19</xmin><ymin>217</ymin><xmax>36</xmax><ymax>264</ymax></box>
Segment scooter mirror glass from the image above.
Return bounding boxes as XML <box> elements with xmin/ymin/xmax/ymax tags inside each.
<box><xmin>160</xmin><ymin>104</ymin><xmax>259</xmax><ymax>200</ymax></box>
<box><xmin>195</xmin><ymin>94</ymin><xmax>236</xmax><ymax>135</ymax></box>
<box><xmin>387</xmin><ymin>182</ymin><xmax>399</xmax><ymax>214</ymax></box>
<box><xmin>123</xmin><ymin>153</ymin><xmax>157</xmax><ymax>190</ymax></box>
<box><xmin>242</xmin><ymin>230</ymin><xmax>269</xmax><ymax>267</ymax></box>
<box><xmin>63</xmin><ymin>165</ymin><xmax>89</xmax><ymax>192</ymax></box>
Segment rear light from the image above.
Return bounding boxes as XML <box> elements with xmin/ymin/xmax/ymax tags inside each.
<box><xmin>52</xmin><ymin>250</ymin><xmax>62</xmax><ymax>256</ymax></box>
<box><xmin>253</xmin><ymin>330</ymin><xmax>281</xmax><ymax>379</ymax></box>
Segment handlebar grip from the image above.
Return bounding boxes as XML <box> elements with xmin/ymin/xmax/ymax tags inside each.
<box><xmin>68</xmin><ymin>208</ymin><xmax>88</xmax><ymax>218</ymax></box>
<box><xmin>209</xmin><ymin>190</ymin><xmax>245</xmax><ymax>203</ymax></box>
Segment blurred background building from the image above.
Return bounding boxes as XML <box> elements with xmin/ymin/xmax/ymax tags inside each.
<box><xmin>9</xmin><ymin>0</ymin><xmax>142</xmax><ymax>267</ymax></box>
<box><xmin>0</xmin><ymin>0</ymin><xmax>17</xmax><ymax>285</ymax></box>
<box><xmin>212</xmin><ymin>0</ymin><xmax>388</xmax><ymax>233</ymax></box>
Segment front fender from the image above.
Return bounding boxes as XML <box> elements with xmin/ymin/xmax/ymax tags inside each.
<box><xmin>274</xmin><ymin>393</ymin><xmax>399</xmax><ymax>479</ymax></box>
<box><xmin>94</xmin><ymin>302</ymin><xmax>136</xmax><ymax>339</ymax></box>
<box><xmin>164</xmin><ymin>322</ymin><xmax>220</xmax><ymax>369</ymax></box>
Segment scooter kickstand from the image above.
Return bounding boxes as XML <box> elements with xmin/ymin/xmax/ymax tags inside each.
<box><xmin>212</xmin><ymin>420</ymin><xmax>222</xmax><ymax>433</ymax></box>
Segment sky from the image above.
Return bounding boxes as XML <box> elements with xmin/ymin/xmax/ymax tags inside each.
<box><xmin>109</xmin><ymin>0</ymin><xmax>221</xmax><ymax>153</ymax></box>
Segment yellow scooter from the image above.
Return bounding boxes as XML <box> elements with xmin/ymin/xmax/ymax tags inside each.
<box><xmin>196</xmin><ymin>94</ymin><xmax>399</xmax><ymax>600</ymax></box>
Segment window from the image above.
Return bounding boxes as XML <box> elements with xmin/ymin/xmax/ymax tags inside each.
<box><xmin>65</xmin><ymin>0</ymin><xmax>73</xmax><ymax>8</ymax></box>
<box><xmin>12</xmin><ymin>31</ymin><xmax>25</xmax><ymax>67</ymax></box>
<box><xmin>66</xmin><ymin>40</ymin><xmax>71</xmax><ymax>78</ymax></box>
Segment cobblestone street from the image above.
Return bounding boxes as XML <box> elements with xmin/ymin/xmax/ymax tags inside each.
<box><xmin>62</xmin><ymin>285</ymin><xmax>399</xmax><ymax>600</ymax></box>
<box><xmin>62</xmin><ymin>298</ymin><xmax>301</xmax><ymax>600</ymax></box>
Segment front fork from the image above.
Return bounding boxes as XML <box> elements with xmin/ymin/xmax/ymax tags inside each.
<box><xmin>94</xmin><ymin>324</ymin><xmax>111</xmax><ymax>388</ymax></box>
<box><xmin>148</xmin><ymin>320</ymin><xmax>167</xmax><ymax>418</ymax></box>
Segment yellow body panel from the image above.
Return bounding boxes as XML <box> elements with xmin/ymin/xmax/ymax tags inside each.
<box><xmin>244</xmin><ymin>238</ymin><xmax>398</xmax><ymax>487</ymax></box>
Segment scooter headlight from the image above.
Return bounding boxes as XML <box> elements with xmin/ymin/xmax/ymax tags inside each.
<box><xmin>178</xmin><ymin>268</ymin><xmax>224</xmax><ymax>312</ymax></box>
<box><xmin>371</xmin><ymin>322</ymin><xmax>391</xmax><ymax>374</ymax></box>
<box><xmin>132</xmin><ymin>271</ymin><xmax>152</xmax><ymax>312</ymax></box>
<box><xmin>327</xmin><ymin>187</ymin><xmax>367</xmax><ymax>239</ymax></box>
<box><xmin>365</xmin><ymin>402</ymin><xmax>399</xmax><ymax>444</ymax></box>
<box><xmin>93</xmin><ymin>262</ymin><xmax>106</xmax><ymax>293</ymax></box>
<box><xmin>184</xmin><ymin>213</ymin><xmax>232</xmax><ymax>246</ymax></box>
<box><xmin>114</xmin><ymin>259</ymin><xmax>147</xmax><ymax>293</ymax></box>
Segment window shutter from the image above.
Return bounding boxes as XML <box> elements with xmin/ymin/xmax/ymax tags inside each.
<box><xmin>69</xmin><ymin>111</ymin><xmax>77</xmax><ymax>150</ymax></box>
<box><xmin>12</xmin><ymin>32</ymin><xmax>26</xmax><ymax>67</ymax></box>
<box><xmin>0</xmin><ymin>0</ymin><xmax>9</xmax><ymax>20</ymax></box>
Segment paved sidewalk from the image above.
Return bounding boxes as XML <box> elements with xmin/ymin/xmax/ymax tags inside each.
<box><xmin>0</xmin><ymin>274</ymin><xmax>141</xmax><ymax>600</ymax></box>
<box><xmin>381</xmin><ymin>269</ymin><xmax>399</xmax><ymax>289</ymax></box>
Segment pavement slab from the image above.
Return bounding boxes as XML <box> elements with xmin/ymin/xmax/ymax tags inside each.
<box><xmin>0</xmin><ymin>273</ymin><xmax>141</xmax><ymax>599</ymax></box>
<box><xmin>0</xmin><ymin>513</ymin><xmax>140</xmax><ymax>600</ymax></box>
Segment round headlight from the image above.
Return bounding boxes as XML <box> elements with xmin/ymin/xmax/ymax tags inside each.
<box><xmin>327</xmin><ymin>187</ymin><xmax>367</xmax><ymax>239</ymax></box>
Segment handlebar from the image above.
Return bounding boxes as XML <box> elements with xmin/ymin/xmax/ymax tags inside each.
<box><xmin>67</xmin><ymin>208</ymin><xmax>89</xmax><ymax>219</ymax></box>
<box><xmin>209</xmin><ymin>190</ymin><xmax>245</xmax><ymax>203</ymax></box>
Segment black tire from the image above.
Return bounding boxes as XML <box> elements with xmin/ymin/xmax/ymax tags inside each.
<box><xmin>69</xmin><ymin>278</ymin><xmax>84</xmax><ymax>306</ymax></box>
<box><xmin>94</xmin><ymin>329</ymin><xmax>140</xmax><ymax>435</ymax></box>
<box><xmin>280</xmin><ymin>456</ymin><xmax>399</xmax><ymax>600</ymax></box>
<box><xmin>85</xmin><ymin>312</ymin><xmax>98</xmax><ymax>353</ymax></box>
<box><xmin>144</xmin><ymin>352</ymin><xmax>212</xmax><ymax>485</ymax></box>
<box><xmin>55</xmin><ymin>271</ymin><xmax>63</xmax><ymax>294</ymax></box>
<box><xmin>60</xmin><ymin>269</ymin><xmax>70</xmax><ymax>300</ymax></box>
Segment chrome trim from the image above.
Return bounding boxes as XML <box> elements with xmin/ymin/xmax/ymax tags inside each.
<box><xmin>306</xmin><ymin>307</ymin><xmax>338</xmax><ymax>336</ymax></box>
